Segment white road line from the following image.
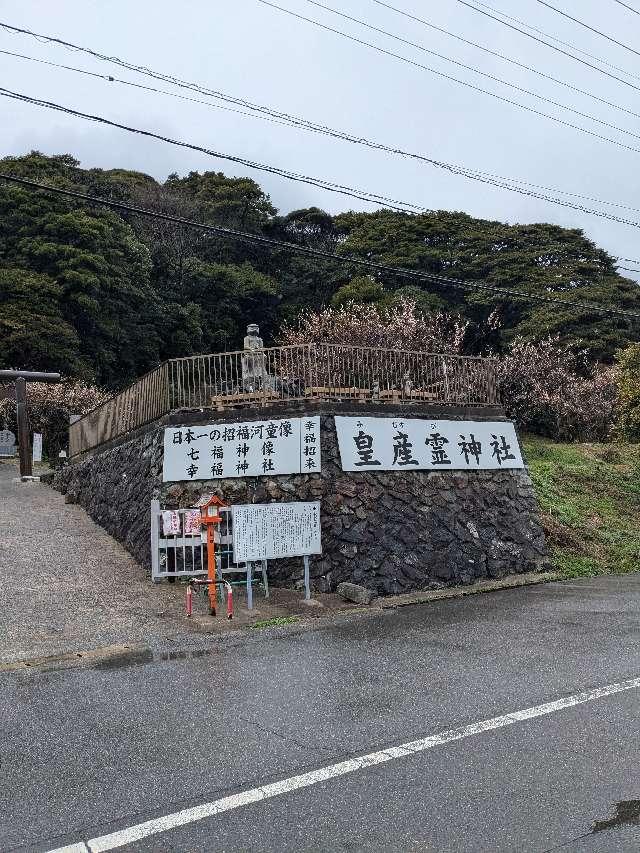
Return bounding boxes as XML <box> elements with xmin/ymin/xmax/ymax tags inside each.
<box><xmin>46</xmin><ymin>675</ymin><xmax>640</xmax><ymax>853</ymax></box>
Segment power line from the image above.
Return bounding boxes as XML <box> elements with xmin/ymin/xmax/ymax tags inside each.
<box><xmin>457</xmin><ymin>0</ymin><xmax>640</xmax><ymax>94</ymax></box>
<box><xmin>469</xmin><ymin>0</ymin><xmax>640</xmax><ymax>80</ymax></box>
<box><xmin>306</xmin><ymin>0</ymin><xmax>640</xmax><ymax>144</ymax></box>
<box><xmin>612</xmin><ymin>0</ymin><xmax>640</xmax><ymax>15</ymax></box>
<box><xmin>5</xmin><ymin>24</ymin><xmax>640</xmax><ymax>241</ymax></box>
<box><xmin>0</xmin><ymin>87</ymin><xmax>431</xmax><ymax>214</ymax></box>
<box><xmin>370</xmin><ymin>0</ymin><xmax>640</xmax><ymax>124</ymax></box>
<box><xmin>257</xmin><ymin>0</ymin><xmax>640</xmax><ymax>156</ymax></box>
<box><xmin>535</xmin><ymin>1</ymin><xmax>640</xmax><ymax>59</ymax></box>
<box><xmin>5</xmin><ymin>38</ymin><xmax>640</xmax><ymax>233</ymax></box>
<box><xmin>1</xmin><ymin>172</ymin><xmax>638</xmax><ymax>320</ymax></box>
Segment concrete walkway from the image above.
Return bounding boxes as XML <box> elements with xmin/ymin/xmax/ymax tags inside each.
<box><xmin>0</xmin><ymin>460</ymin><xmax>205</xmax><ymax>663</ymax></box>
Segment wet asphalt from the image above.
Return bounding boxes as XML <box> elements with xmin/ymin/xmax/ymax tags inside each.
<box><xmin>2</xmin><ymin>574</ymin><xmax>640</xmax><ymax>852</ymax></box>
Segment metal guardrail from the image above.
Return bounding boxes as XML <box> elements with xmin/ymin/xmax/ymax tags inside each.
<box><xmin>69</xmin><ymin>344</ymin><xmax>498</xmax><ymax>456</ymax></box>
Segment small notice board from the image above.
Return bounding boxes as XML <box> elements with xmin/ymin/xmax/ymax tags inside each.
<box><xmin>231</xmin><ymin>501</ymin><xmax>322</xmax><ymax>563</ymax></box>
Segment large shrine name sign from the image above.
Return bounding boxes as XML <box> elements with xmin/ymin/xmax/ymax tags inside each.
<box><xmin>335</xmin><ymin>416</ymin><xmax>524</xmax><ymax>471</ymax></box>
<box><xmin>163</xmin><ymin>416</ymin><xmax>320</xmax><ymax>482</ymax></box>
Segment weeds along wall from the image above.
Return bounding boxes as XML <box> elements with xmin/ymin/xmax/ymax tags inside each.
<box><xmin>48</xmin><ymin>402</ymin><xmax>548</xmax><ymax>594</ymax></box>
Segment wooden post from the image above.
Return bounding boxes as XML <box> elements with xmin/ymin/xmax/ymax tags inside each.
<box><xmin>15</xmin><ymin>377</ymin><xmax>32</xmax><ymax>478</ymax></box>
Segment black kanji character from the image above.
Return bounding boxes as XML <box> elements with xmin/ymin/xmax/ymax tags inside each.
<box><xmin>279</xmin><ymin>420</ymin><xmax>293</xmax><ymax>438</ymax></box>
<box><xmin>210</xmin><ymin>463</ymin><xmax>223</xmax><ymax>476</ymax></box>
<box><xmin>250</xmin><ymin>424</ymin><xmax>264</xmax><ymax>439</ymax></box>
<box><xmin>186</xmin><ymin>447</ymin><xmax>200</xmax><ymax>461</ymax></box>
<box><xmin>425</xmin><ymin>432</ymin><xmax>451</xmax><ymax>465</ymax></box>
<box><xmin>266</xmin><ymin>422</ymin><xmax>278</xmax><ymax>438</ymax></box>
<box><xmin>186</xmin><ymin>463</ymin><xmax>198</xmax><ymax>478</ymax></box>
<box><xmin>353</xmin><ymin>430</ymin><xmax>381</xmax><ymax>466</ymax></box>
<box><xmin>222</xmin><ymin>426</ymin><xmax>236</xmax><ymax>442</ymax></box>
<box><xmin>304</xmin><ymin>433</ymin><xmax>316</xmax><ymax>444</ymax></box>
<box><xmin>236</xmin><ymin>442</ymin><xmax>250</xmax><ymax>458</ymax></box>
<box><xmin>304</xmin><ymin>445</ymin><xmax>317</xmax><ymax>456</ymax></box>
<box><xmin>262</xmin><ymin>458</ymin><xmax>275</xmax><ymax>473</ymax></box>
<box><xmin>210</xmin><ymin>446</ymin><xmax>224</xmax><ymax>459</ymax></box>
<box><xmin>305</xmin><ymin>458</ymin><xmax>317</xmax><ymax>469</ymax></box>
<box><xmin>262</xmin><ymin>440</ymin><xmax>275</xmax><ymax>456</ymax></box>
<box><xmin>459</xmin><ymin>434</ymin><xmax>482</xmax><ymax>465</ymax></box>
<box><xmin>172</xmin><ymin>431</ymin><xmax>183</xmax><ymax>445</ymax></box>
<box><xmin>237</xmin><ymin>425</ymin><xmax>250</xmax><ymax>440</ymax></box>
<box><xmin>305</xmin><ymin>420</ymin><xmax>315</xmax><ymax>431</ymax></box>
<box><xmin>490</xmin><ymin>434</ymin><xmax>516</xmax><ymax>465</ymax></box>
<box><xmin>183</xmin><ymin>428</ymin><xmax>197</xmax><ymax>444</ymax></box>
<box><xmin>392</xmin><ymin>431</ymin><xmax>419</xmax><ymax>466</ymax></box>
<box><xmin>236</xmin><ymin>460</ymin><xmax>249</xmax><ymax>474</ymax></box>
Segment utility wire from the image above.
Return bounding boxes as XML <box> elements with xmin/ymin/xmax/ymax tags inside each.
<box><xmin>306</xmin><ymin>0</ymin><xmax>640</xmax><ymax>144</ymax></box>
<box><xmin>535</xmin><ymin>1</ymin><xmax>640</xmax><ymax>59</ymax></box>
<box><xmin>0</xmin><ymin>87</ymin><xmax>430</xmax><ymax>214</ymax></box>
<box><xmin>457</xmin><ymin>0</ymin><xmax>640</xmax><ymax>94</ymax></box>
<box><xmin>1</xmin><ymin>172</ymin><xmax>638</xmax><ymax>319</ymax></box>
<box><xmin>307</xmin><ymin>0</ymin><xmax>640</xmax><ymax>139</ymax></box>
<box><xmin>370</xmin><ymin>0</ymin><xmax>640</xmax><ymax>124</ymax></box>
<box><xmin>4</xmin><ymin>16</ymin><xmax>640</xmax><ymax>219</ymax></box>
<box><xmin>612</xmin><ymin>0</ymin><xmax>640</xmax><ymax>15</ymax></box>
<box><xmin>257</xmin><ymin>0</ymin><xmax>640</xmax><ymax>156</ymax></box>
<box><xmin>4</xmin><ymin>37</ymin><xmax>640</xmax><ymax>232</ymax></box>
<box><xmin>469</xmin><ymin>0</ymin><xmax>640</xmax><ymax>80</ymax></box>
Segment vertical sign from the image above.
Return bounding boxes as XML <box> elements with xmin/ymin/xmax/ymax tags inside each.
<box><xmin>32</xmin><ymin>432</ymin><xmax>43</xmax><ymax>463</ymax></box>
<box><xmin>163</xmin><ymin>417</ymin><xmax>321</xmax><ymax>482</ymax></box>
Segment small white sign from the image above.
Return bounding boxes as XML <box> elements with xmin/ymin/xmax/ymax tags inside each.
<box><xmin>335</xmin><ymin>416</ymin><xmax>524</xmax><ymax>471</ymax></box>
<box><xmin>231</xmin><ymin>501</ymin><xmax>322</xmax><ymax>562</ymax></box>
<box><xmin>32</xmin><ymin>432</ymin><xmax>43</xmax><ymax>463</ymax></box>
<box><xmin>0</xmin><ymin>429</ymin><xmax>16</xmax><ymax>458</ymax></box>
<box><xmin>163</xmin><ymin>417</ymin><xmax>321</xmax><ymax>482</ymax></box>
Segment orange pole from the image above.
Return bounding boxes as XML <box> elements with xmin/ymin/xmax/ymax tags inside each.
<box><xmin>207</xmin><ymin>524</ymin><xmax>217</xmax><ymax>616</ymax></box>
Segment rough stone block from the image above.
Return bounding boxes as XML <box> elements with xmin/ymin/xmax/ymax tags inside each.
<box><xmin>337</xmin><ymin>582</ymin><xmax>377</xmax><ymax>604</ymax></box>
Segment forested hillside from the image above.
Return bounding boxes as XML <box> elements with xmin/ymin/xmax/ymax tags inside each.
<box><xmin>1</xmin><ymin>151</ymin><xmax>639</xmax><ymax>390</ymax></box>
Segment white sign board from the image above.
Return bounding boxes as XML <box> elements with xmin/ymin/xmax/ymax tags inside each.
<box><xmin>335</xmin><ymin>416</ymin><xmax>524</xmax><ymax>471</ymax></box>
<box><xmin>163</xmin><ymin>417</ymin><xmax>321</xmax><ymax>482</ymax></box>
<box><xmin>0</xmin><ymin>429</ymin><xmax>16</xmax><ymax>458</ymax></box>
<box><xmin>32</xmin><ymin>432</ymin><xmax>43</xmax><ymax>463</ymax></box>
<box><xmin>232</xmin><ymin>501</ymin><xmax>322</xmax><ymax>562</ymax></box>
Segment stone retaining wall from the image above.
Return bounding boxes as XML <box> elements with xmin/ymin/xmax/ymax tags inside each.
<box><xmin>49</xmin><ymin>404</ymin><xmax>548</xmax><ymax>594</ymax></box>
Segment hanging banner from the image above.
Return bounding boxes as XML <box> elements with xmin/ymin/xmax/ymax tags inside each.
<box><xmin>335</xmin><ymin>416</ymin><xmax>524</xmax><ymax>472</ymax></box>
<box><xmin>231</xmin><ymin>501</ymin><xmax>322</xmax><ymax>562</ymax></box>
<box><xmin>163</xmin><ymin>416</ymin><xmax>321</xmax><ymax>482</ymax></box>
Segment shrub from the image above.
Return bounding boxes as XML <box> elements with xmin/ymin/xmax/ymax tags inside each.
<box><xmin>495</xmin><ymin>337</ymin><xmax>618</xmax><ymax>442</ymax></box>
<box><xmin>0</xmin><ymin>379</ymin><xmax>108</xmax><ymax>458</ymax></box>
<box><xmin>615</xmin><ymin>343</ymin><xmax>640</xmax><ymax>442</ymax></box>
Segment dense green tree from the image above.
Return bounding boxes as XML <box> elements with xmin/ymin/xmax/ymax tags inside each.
<box><xmin>334</xmin><ymin>210</ymin><xmax>640</xmax><ymax>361</ymax></box>
<box><xmin>0</xmin><ymin>266</ymin><xmax>83</xmax><ymax>375</ymax></box>
<box><xmin>1</xmin><ymin>151</ymin><xmax>638</xmax><ymax>391</ymax></box>
<box><xmin>0</xmin><ymin>155</ymin><xmax>162</xmax><ymax>387</ymax></box>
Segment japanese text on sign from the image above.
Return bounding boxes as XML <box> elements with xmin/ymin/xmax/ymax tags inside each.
<box><xmin>335</xmin><ymin>417</ymin><xmax>524</xmax><ymax>471</ymax></box>
<box><xmin>231</xmin><ymin>502</ymin><xmax>322</xmax><ymax>562</ymax></box>
<box><xmin>163</xmin><ymin>417</ymin><xmax>321</xmax><ymax>482</ymax></box>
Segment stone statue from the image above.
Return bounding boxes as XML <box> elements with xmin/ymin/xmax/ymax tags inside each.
<box><xmin>242</xmin><ymin>323</ymin><xmax>267</xmax><ymax>390</ymax></box>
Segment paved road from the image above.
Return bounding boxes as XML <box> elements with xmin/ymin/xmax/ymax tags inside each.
<box><xmin>2</xmin><ymin>574</ymin><xmax>640</xmax><ymax>852</ymax></box>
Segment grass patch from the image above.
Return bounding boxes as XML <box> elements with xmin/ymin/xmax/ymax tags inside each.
<box><xmin>524</xmin><ymin>436</ymin><xmax>640</xmax><ymax>579</ymax></box>
<box><xmin>249</xmin><ymin>616</ymin><xmax>300</xmax><ymax>630</ymax></box>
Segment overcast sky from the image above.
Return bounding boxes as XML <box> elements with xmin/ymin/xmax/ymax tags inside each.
<box><xmin>1</xmin><ymin>0</ymin><xmax>640</xmax><ymax>280</ymax></box>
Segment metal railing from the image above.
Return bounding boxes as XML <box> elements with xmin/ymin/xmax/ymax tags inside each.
<box><xmin>69</xmin><ymin>344</ymin><xmax>498</xmax><ymax>456</ymax></box>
